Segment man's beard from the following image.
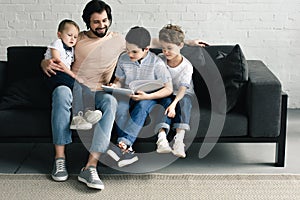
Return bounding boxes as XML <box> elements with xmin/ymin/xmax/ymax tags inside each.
<box><xmin>90</xmin><ymin>26</ymin><xmax>108</xmax><ymax>38</ymax></box>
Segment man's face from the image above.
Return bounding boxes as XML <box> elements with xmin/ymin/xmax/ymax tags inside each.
<box><xmin>89</xmin><ymin>11</ymin><xmax>110</xmax><ymax>38</ymax></box>
<box><xmin>126</xmin><ymin>42</ymin><xmax>148</xmax><ymax>62</ymax></box>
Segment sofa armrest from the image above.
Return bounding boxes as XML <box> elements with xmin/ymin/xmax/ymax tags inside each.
<box><xmin>0</xmin><ymin>61</ymin><xmax>7</xmax><ymax>96</ymax></box>
<box><xmin>247</xmin><ymin>60</ymin><xmax>282</xmax><ymax>137</ymax></box>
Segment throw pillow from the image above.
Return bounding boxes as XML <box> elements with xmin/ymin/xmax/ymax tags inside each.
<box><xmin>216</xmin><ymin>44</ymin><xmax>248</xmax><ymax>112</ymax></box>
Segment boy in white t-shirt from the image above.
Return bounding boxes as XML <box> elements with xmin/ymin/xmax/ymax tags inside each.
<box><xmin>44</xmin><ymin>19</ymin><xmax>102</xmax><ymax>130</ymax></box>
<box><xmin>156</xmin><ymin>24</ymin><xmax>195</xmax><ymax>158</ymax></box>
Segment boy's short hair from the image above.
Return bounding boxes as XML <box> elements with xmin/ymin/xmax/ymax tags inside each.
<box><xmin>58</xmin><ymin>19</ymin><xmax>80</xmax><ymax>32</ymax></box>
<box><xmin>125</xmin><ymin>26</ymin><xmax>151</xmax><ymax>49</ymax></box>
<box><xmin>159</xmin><ymin>24</ymin><xmax>185</xmax><ymax>46</ymax></box>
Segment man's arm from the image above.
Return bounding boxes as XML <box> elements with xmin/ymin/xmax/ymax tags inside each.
<box><xmin>50</xmin><ymin>48</ymin><xmax>76</xmax><ymax>78</ymax></box>
<box><xmin>150</xmin><ymin>38</ymin><xmax>209</xmax><ymax>48</ymax></box>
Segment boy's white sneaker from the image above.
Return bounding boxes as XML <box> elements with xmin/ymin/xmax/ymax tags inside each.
<box><xmin>156</xmin><ymin>138</ymin><xmax>172</xmax><ymax>153</ymax></box>
<box><xmin>172</xmin><ymin>141</ymin><xmax>186</xmax><ymax>158</ymax></box>
<box><xmin>70</xmin><ymin>111</ymin><xmax>92</xmax><ymax>130</ymax></box>
<box><xmin>84</xmin><ymin>110</ymin><xmax>102</xmax><ymax>125</ymax></box>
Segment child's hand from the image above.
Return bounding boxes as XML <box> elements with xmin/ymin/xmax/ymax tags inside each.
<box><xmin>130</xmin><ymin>91</ymin><xmax>149</xmax><ymax>101</ymax></box>
<box><xmin>108</xmin><ymin>83</ymin><xmax>117</xmax><ymax>88</ymax></box>
<box><xmin>165</xmin><ymin>105</ymin><xmax>176</xmax><ymax>118</ymax></box>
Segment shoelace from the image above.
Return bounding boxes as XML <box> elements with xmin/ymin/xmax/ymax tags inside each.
<box><xmin>78</xmin><ymin>111</ymin><xmax>84</xmax><ymax>117</ymax></box>
<box><xmin>74</xmin><ymin>111</ymin><xmax>87</xmax><ymax>124</ymax></box>
<box><xmin>89</xmin><ymin>168</ymin><xmax>100</xmax><ymax>181</ymax></box>
<box><xmin>55</xmin><ymin>159</ymin><xmax>66</xmax><ymax>173</ymax></box>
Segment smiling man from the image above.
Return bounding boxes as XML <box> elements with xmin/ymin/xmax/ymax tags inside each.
<box><xmin>41</xmin><ymin>0</ymin><xmax>126</xmax><ymax>190</ymax></box>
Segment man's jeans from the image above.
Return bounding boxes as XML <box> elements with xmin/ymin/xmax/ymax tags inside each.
<box><xmin>51</xmin><ymin>85</ymin><xmax>117</xmax><ymax>153</ymax></box>
<box><xmin>115</xmin><ymin>97</ymin><xmax>170</xmax><ymax>146</ymax></box>
<box><xmin>72</xmin><ymin>81</ymin><xmax>96</xmax><ymax>115</ymax></box>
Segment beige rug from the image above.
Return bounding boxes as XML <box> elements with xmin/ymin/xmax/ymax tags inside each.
<box><xmin>1</xmin><ymin>174</ymin><xmax>300</xmax><ymax>200</ymax></box>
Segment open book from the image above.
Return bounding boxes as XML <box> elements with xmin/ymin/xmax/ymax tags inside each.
<box><xmin>102</xmin><ymin>79</ymin><xmax>164</xmax><ymax>96</ymax></box>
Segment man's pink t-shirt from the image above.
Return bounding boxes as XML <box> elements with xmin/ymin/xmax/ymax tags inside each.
<box><xmin>72</xmin><ymin>31</ymin><xmax>125</xmax><ymax>91</ymax></box>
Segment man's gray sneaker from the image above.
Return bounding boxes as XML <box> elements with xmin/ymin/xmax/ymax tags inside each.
<box><xmin>78</xmin><ymin>166</ymin><xmax>104</xmax><ymax>190</ymax></box>
<box><xmin>51</xmin><ymin>157</ymin><xmax>68</xmax><ymax>181</ymax></box>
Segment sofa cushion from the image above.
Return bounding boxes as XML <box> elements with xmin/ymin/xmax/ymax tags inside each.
<box><xmin>0</xmin><ymin>78</ymin><xmax>51</xmax><ymax>110</ymax></box>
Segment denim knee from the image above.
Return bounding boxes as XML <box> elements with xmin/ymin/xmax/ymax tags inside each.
<box><xmin>51</xmin><ymin>86</ymin><xmax>73</xmax><ymax>145</ymax></box>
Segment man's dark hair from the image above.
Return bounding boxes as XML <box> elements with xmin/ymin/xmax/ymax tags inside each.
<box><xmin>125</xmin><ymin>26</ymin><xmax>151</xmax><ymax>49</ymax></box>
<box><xmin>82</xmin><ymin>0</ymin><xmax>112</xmax><ymax>29</ymax></box>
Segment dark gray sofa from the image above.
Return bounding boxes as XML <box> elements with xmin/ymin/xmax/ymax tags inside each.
<box><xmin>0</xmin><ymin>45</ymin><xmax>287</xmax><ymax>167</ymax></box>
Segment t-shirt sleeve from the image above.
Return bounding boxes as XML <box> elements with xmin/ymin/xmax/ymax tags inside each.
<box><xmin>179</xmin><ymin>62</ymin><xmax>193</xmax><ymax>88</ymax></box>
<box><xmin>48</xmin><ymin>39</ymin><xmax>62</xmax><ymax>50</ymax></box>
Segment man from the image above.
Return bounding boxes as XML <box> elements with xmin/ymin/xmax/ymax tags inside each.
<box><xmin>41</xmin><ymin>0</ymin><xmax>126</xmax><ymax>190</ymax></box>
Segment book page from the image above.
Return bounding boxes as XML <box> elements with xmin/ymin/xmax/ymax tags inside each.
<box><xmin>129</xmin><ymin>80</ymin><xmax>164</xmax><ymax>93</ymax></box>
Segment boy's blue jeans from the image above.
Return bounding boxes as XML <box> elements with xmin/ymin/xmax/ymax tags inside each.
<box><xmin>51</xmin><ymin>85</ymin><xmax>117</xmax><ymax>153</ymax></box>
<box><xmin>115</xmin><ymin>97</ymin><xmax>171</xmax><ymax>147</ymax></box>
<box><xmin>169</xmin><ymin>94</ymin><xmax>193</xmax><ymax>131</ymax></box>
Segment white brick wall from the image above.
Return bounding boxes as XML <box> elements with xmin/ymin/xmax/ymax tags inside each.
<box><xmin>0</xmin><ymin>0</ymin><xmax>299</xmax><ymax>108</ymax></box>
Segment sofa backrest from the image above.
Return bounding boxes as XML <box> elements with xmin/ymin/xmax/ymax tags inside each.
<box><xmin>151</xmin><ymin>45</ymin><xmax>248</xmax><ymax>112</ymax></box>
<box><xmin>7</xmin><ymin>46</ymin><xmax>47</xmax><ymax>84</ymax></box>
<box><xmin>0</xmin><ymin>46</ymin><xmax>51</xmax><ymax>110</ymax></box>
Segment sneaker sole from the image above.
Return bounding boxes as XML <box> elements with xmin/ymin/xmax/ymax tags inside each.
<box><xmin>78</xmin><ymin>177</ymin><xmax>104</xmax><ymax>190</ymax></box>
<box><xmin>172</xmin><ymin>151</ymin><xmax>186</xmax><ymax>158</ymax></box>
<box><xmin>70</xmin><ymin>124</ymin><xmax>92</xmax><ymax>130</ymax></box>
<box><xmin>156</xmin><ymin>148</ymin><xmax>172</xmax><ymax>153</ymax></box>
<box><xmin>51</xmin><ymin>174</ymin><xmax>68</xmax><ymax>182</ymax></box>
<box><xmin>118</xmin><ymin>156</ymin><xmax>139</xmax><ymax>168</ymax></box>
<box><xmin>106</xmin><ymin>150</ymin><xmax>120</xmax><ymax>161</ymax></box>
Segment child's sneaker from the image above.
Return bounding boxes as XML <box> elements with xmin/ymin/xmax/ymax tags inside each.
<box><xmin>70</xmin><ymin>111</ymin><xmax>92</xmax><ymax>130</ymax></box>
<box><xmin>156</xmin><ymin>138</ymin><xmax>172</xmax><ymax>153</ymax></box>
<box><xmin>118</xmin><ymin>146</ymin><xmax>139</xmax><ymax>168</ymax></box>
<box><xmin>84</xmin><ymin>110</ymin><xmax>102</xmax><ymax>125</ymax></box>
<box><xmin>106</xmin><ymin>143</ymin><xmax>124</xmax><ymax>162</ymax></box>
<box><xmin>172</xmin><ymin>141</ymin><xmax>186</xmax><ymax>158</ymax></box>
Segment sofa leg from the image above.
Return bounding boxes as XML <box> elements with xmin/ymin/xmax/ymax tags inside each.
<box><xmin>275</xmin><ymin>93</ymin><xmax>288</xmax><ymax>167</ymax></box>
<box><xmin>275</xmin><ymin>140</ymin><xmax>285</xmax><ymax>167</ymax></box>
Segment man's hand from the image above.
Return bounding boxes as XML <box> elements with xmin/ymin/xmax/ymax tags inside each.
<box><xmin>185</xmin><ymin>39</ymin><xmax>209</xmax><ymax>47</ymax></box>
<box><xmin>41</xmin><ymin>57</ymin><xmax>64</xmax><ymax>77</ymax></box>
